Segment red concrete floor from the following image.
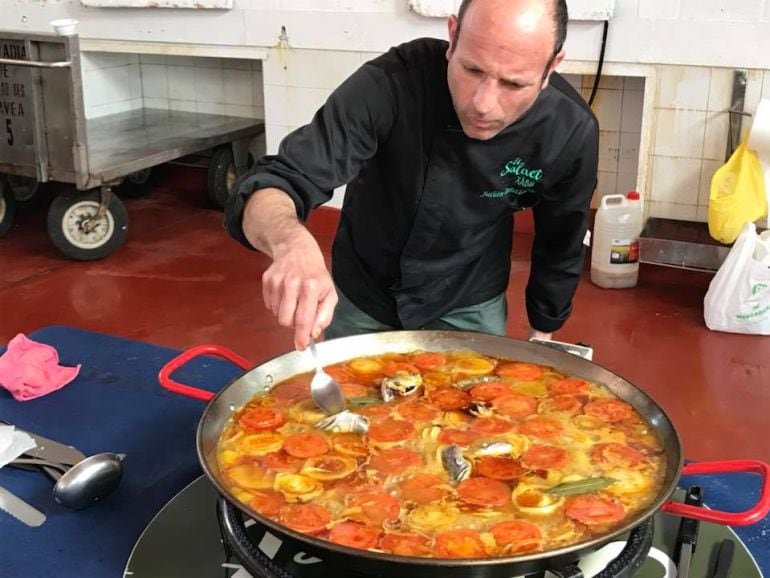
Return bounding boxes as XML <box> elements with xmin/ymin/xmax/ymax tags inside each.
<box><xmin>1</xmin><ymin>164</ymin><xmax>768</xmax><ymax>464</ymax></box>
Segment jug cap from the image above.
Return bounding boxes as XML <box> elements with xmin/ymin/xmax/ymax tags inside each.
<box><xmin>626</xmin><ymin>191</ymin><xmax>640</xmax><ymax>200</ymax></box>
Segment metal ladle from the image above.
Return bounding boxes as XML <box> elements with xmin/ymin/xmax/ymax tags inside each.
<box><xmin>307</xmin><ymin>337</ymin><xmax>346</xmax><ymax>415</ymax></box>
<box><xmin>13</xmin><ymin>453</ymin><xmax>125</xmax><ymax>510</ymax></box>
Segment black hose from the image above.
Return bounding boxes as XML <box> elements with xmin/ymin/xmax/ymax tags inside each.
<box><xmin>588</xmin><ymin>20</ymin><xmax>610</xmax><ymax>107</ymax></box>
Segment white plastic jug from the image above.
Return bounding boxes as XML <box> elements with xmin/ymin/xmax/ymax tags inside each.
<box><xmin>590</xmin><ymin>192</ymin><xmax>644</xmax><ymax>289</ymax></box>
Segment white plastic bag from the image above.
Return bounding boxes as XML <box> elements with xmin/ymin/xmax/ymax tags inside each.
<box><xmin>704</xmin><ymin>222</ymin><xmax>770</xmax><ymax>334</ymax></box>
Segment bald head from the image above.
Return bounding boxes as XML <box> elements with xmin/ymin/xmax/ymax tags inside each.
<box><xmin>454</xmin><ymin>0</ymin><xmax>568</xmax><ymax>62</ymax></box>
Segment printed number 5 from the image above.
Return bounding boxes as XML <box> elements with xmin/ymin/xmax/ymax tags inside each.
<box><xmin>5</xmin><ymin>118</ymin><xmax>13</xmax><ymax>146</ymax></box>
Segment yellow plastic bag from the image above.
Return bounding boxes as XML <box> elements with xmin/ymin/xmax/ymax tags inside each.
<box><xmin>708</xmin><ymin>140</ymin><xmax>767</xmax><ymax>244</ymax></box>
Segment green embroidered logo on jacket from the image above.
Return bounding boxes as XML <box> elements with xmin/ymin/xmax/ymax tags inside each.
<box><xmin>481</xmin><ymin>157</ymin><xmax>544</xmax><ymax>200</ymax></box>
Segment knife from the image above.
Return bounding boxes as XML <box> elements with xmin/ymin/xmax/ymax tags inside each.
<box><xmin>0</xmin><ymin>486</ymin><xmax>46</xmax><ymax>527</ymax></box>
<box><xmin>674</xmin><ymin>485</ymin><xmax>704</xmax><ymax>578</ymax></box>
<box><xmin>0</xmin><ymin>420</ymin><xmax>86</xmax><ymax>466</ymax></box>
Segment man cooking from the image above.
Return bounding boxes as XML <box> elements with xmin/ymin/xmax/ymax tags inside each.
<box><xmin>224</xmin><ymin>0</ymin><xmax>599</xmax><ymax>351</ymax></box>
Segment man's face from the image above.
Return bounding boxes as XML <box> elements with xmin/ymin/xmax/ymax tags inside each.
<box><xmin>446</xmin><ymin>1</ymin><xmax>564</xmax><ymax>141</ymax></box>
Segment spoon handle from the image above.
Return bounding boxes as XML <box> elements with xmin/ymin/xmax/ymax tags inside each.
<box><xmin>307</xmin><ymin>338</ymin><xmax>323</xmax><ymax>372</ymax></box>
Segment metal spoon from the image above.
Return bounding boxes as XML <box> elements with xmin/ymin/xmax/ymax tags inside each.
<box><xmin>13</xmin><ymin>453</ymin><xmax>125</xmax><ymax>510</ymax></box>
<box><xmin>307</xmin><ymin>337</ymin><xmax>346</xmax><ymax>415</ymax></box>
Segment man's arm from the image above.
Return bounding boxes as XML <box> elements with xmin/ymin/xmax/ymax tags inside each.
<box><xmin>242</xmin><ymin>188</ymin><xmax>336</xmax><ymax>350</ymax></box>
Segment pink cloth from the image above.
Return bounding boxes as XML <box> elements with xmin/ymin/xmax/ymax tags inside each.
<box><xmin>0</xmin><ymin>334</ymin><xmax>81</xmax><ymax>401</ymax></box>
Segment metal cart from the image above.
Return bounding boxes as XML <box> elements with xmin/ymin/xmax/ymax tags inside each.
<box><xmin>0</xmin><ymin>30</ymin><xmax>264</xmax><ymax>259</ymax></box>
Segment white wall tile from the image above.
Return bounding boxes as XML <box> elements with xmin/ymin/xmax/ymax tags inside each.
<box><xmin>621</xmin><ymin>88</ymin><xmax>644</xmax><ymax>132</ymax></box>
<box><xmin>562</xmin><ymin>74</ymin><xmax>582</xmax><ymax>93</ymax></box>
<box><xmin>197</xmin><ymin>101</ymin><xmax>226</xmax><ymax>115</ymax></box>
<box><xmin>638</xmin><ymin>0</ymin><xmax>680</xmax><ymax>19</ymax></box>
<box><xmin>596</xmin><ymin>170</ymin><xmax>618</xmax><ymax>197</ymax></box>
<box><xmin>169</xmin><ymin>99</ymin><xmax>197</xmax><ymax>113</ymax></box>
<box><xmin>127</xmin><ymin>64</ymin><xmax>142</xmax><ymax>99</ymax></box>
<box><xmin>617</xmin><ymin>172</ymin><xmax>638</xmax><ymax>195</ymax></box>
<box><xmin>289</xmin><ymin>87</ymin><xmax>330</xmax><ymax>126</ymax></box>
<box><xmin>624</xmin><ymin>76</ymin><xmax>646</xmax><ymax>91</ymax></box>
<box><xmin>680</xmin><ymin>0</ymin><xmax>763</xmax><ymax>21</ymax></box>
<box><xmin>256</xmin><ymin>104</ymin><xmax>265</xmax><ymax>119</ymax></box>
<box><xmin>224</xmin><ymin>68</ymin><xmax>254</xmax><ymax>106</ymax></box>
<box><xmin>139</xmin><ymin>54</ymin><xmax>165</xmax><ymax>65</ymax></box>
<box><xmin>263</xmin><ymin>84</ymin><xmax>290</xmax><ymax>125</ymax></box>
<box><xmin>619</xmin><ymin>131</ymin><xmax>640</xmax><ymax>173</ymax></box>
<box><xmin>225</xmin><ymin>58</ymin><xmax>254</xmax><ymax>71</ymax></box>
<box><xmin>324</xmin><ymin>50</ymin><xmax>362</xmax><ymax>90</ymax></box>
<box><xmin>168</xmin><ymin>66</ymin><xmax>197</xmax><ymax>101</ymax></box>
<box><xmin>708</xmin><ymin>68</ymin><xmax>734</xmax><ymax>113</ymax></box>
<box><xmin>698</xmin><ymin>159</ymin><xmax>723</xmax><ymax>206</ymax></box>
<box><xmin>166</xmin><ymin>55</ymin><xmax>198</xmax><ymax>67</ymax></box>
<box><xmin>658</xmin><ymin>65</ymin><xmax>710</xmax><ymax>110</ymax></box>
<box><xmin>265</xmin><ymin>123</ymin><xmax>291</xmax><ymax>154</ymax></box>
<box><xmin>195</xmin><ymin>67</ymin><xmax>225</xmax><ymax>103</ymax></box>
<box><xmin>254</xmin><ymin>69</ymin><xmax>265</xmax><ymax>107</ymax></box>
<box><xmin>144</xmin><ymin>97</ymin><xmax>169</xmax><ymax>110</ymax></box>
<box><xmin>696</xmin><ymin>205</ymin><xmax>709</xmax><ymax>222</ymax></box>
<box><xmin>597</xmin><ymin>130</ymin><xmax>619</xmax><ymax>172</ymax></box>
<box><xmin>703</xmin><ymin>111</ymin><xmax>729</xmax><ymax>161</ymax></box>
<box><xmin>762</xmin><ymin>72</ymin><xmax>770</xmax><ymax>99</ymax></box>
<box><xmin>648</xmin><ymin>201</ymin><xmax>698</xmax><ymax>221</ymax></box>
<box><xmin>286</xmin><ymin>50</ymin><xmax>327</xmax><ymax>89</ymax></box>
<box><xmin>653</xmin><ymin>109</ymin><xmax>706</xmax><ymax>158</ymax></box>
<box><xmin>263</xmin><ymin>50</ymin><xmax>289</xmax><ymax>87</ymax></box>
<box><xmin>593</xmin><ymin>89</ymin><xmax>623</xmax><ymax>132</ymax></box>
<box><xmin>745</xmin><ymin>69</ymin><xmax>765</xmax><ymax>113</ymax></box>
<box><xmin>141</xmin><ymin>64</ymin><xmax>168</xmax><ymax>98</ymax></box>
<box><xmin>650</xmin><ymin>155</ymin><xmax>701</xmax><ymax>204</ymax></box>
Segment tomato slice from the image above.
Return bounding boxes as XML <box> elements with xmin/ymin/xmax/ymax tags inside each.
<box><xmin>434</xmin><ymin>529</ymin><xmax>488</xmax><ymax>558</ymax></box>
<box><xmin>283</xmin><ymin>432</ymin><xmax>331</xmax><ymax>458</ymax></box>
<box><xmin>469</xmin><ymin>417</ymin><xmax>514</xmax><ymax>435</ymax></box>
<box><xmin>383</xmin><ymin>362</ymin><xmax>421</xmax><ymax>377</ymax></box>
<box><xmin>429</xmin><ymin>387</ymin><xmax>471</xmax><ymax>410</ymax></box>
<box><xmin>584</xmin><ymin>399</ymin><xmax>636</xmax><ymax>423</ymax></box>
<box><xmin>539</xmin><ymin>394</ymin><xmax>582</xmax><ymax>414</ymax></box>
<box><xmin>437</xmin><ymin>428</ymin><xmax>479</xmax><ymax>447</ymax></box>
<box><xmin>490</xmin><ymin>520</ymin><xmax>542</xmax><ymax>553</ymax></box>
<box><xmin>349</xmin><ymin>491</ymin><xmax>401</xmax><ymax>526</ymax></box>
<box><xmin>301</xmin><ymin>455</ymin><xmax>357</xmax><ymax>481</ymax></box>
<box><xmin>379</xmin><ymin>532</ymin><xmax>431</xmax><ymax>556</ymax></box>
<box><xmin>279</xmin><ymin>503</ymin><xmax>331</xmax><ymax>534</ymax></box>
<box><xmin>260</xmin><ymin>451</ymin><xmax>303</xmax><ymax>473</ymax></box>
<box><xmin>520</xmin><ymin>445</ymin><xmax>570</xmax><ymax>470</ymax></box>
<box><xmin>325</xmin><ymin>365</ymin><xmax>356</xmax><ymax>383</ymax></box>
<box><xmin>238</xmin><ymin>406</ymin><xmax>286</xmax><ymax>431</ymax></box>
<box><xmin>399</xmin><ymin>473</ymin><xmax>451</xmax><ymax>504</ymax></box>
<box><xmin>565</xmin><ymin>494</ymin><xmax>626</xmax><ymax>526</ymax></box>
<box><xmin>496</xmin><ymin>362</ymin><xmax>544</xmax><ymax>381</ymax></box>
<box><xmin>395</xmin><ymin>401</ymin><xmax>440</xmax><ymax>421</ymax></box>
<box><xmin>590</xmin><ymin>442</ymin><xmax>644</xmax><ymax>468</ymax></box>
<box><xmin>518</xmin><ymin>416</ymin><xmax>564</xmax><ymax>439</ymax></box>
<box><xmin>271</xmin><ymin>379</ymin><xmax>311</xmax><ymax>405</ymax></box>
<box><xmin>249</xmin><ymin>490</ymin><xmax>286</xmax><ymax>517</ymax></box>
<box><xmin>332</xmin><ymin>433</ymin><xmax>369</xmax><ymax>457</ymax></box>
<box><xmin>368</xmin><ymin>418</ymin><xmax>416</xmax><ymax>443</ymax></box>
<box><xmin>328</xmin><ymin>522</ymin><xmax>381</xmax><ymax>549</ymax></box>
<box><xmin>492</xmin><ymin>393</ymin><xmax>538</xmax><ymax>417</ymax></box>
<box><xmin>357</xmin><ymin>403</ymin><xmax>394</xmax><ymax>418</ymax></box>
<box><xmin>408</xmin><ymin>352</ymin><xmax>447</xmax><ymax>370</ymax></box>
<box><xmin>369</xmin><ymin>447</ymin><xmax>422</xmax><ymax>475</ymax></box>
<box><xmin>456</xmin><ymin>477</ymin><xmax>511</xmax><ymax>507</ymax></box>
<box><xmin>340</xmin><ymin>382</ymin><xmax>372</xmax><ymax>398</ymax></box>
<box><xmin>548</xmin><ymin>377</ymin><xmax>589</xmax><ymax>395</ymax></box>
<box><xmin>470</xmin><ymin>381</ymin><xmax>513</xmax><ymax>402</ymax></box>
<box><xmin>475</xmin><ymin>456</ymin><xmax>525</xmax><ymax>481</ymax></box>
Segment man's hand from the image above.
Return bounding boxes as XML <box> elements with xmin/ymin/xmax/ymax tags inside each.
<box><xmin>528</xmin><ymin>328</ymin><xmax>553</xmax><ymax>341</ymax></box>
<box><xmin>243</xmin><ymin>188</ymin><xmax>338</xmax><ymax>350</ymax></box>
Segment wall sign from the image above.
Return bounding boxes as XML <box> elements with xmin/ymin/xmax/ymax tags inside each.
<box><xmin>79</xmin><ymin>0</ymin><xmax>233</xmax><ymax>8</ymax></box>
<box><xmin>408</xmin><ymin>0</ymin><xmax>615</xmax><ymax>20</ymax></box>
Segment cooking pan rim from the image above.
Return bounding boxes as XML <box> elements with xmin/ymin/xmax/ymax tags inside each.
<box><xmin>195</xmin><ymin>330</ymin><xmax>684</xmax><ymax>568</ymax></box>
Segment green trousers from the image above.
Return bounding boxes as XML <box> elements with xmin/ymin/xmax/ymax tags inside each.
<box><xmin>325</xmin><ymin>287</ymin><xmax>508</xmax><ymax>339</ymax></box>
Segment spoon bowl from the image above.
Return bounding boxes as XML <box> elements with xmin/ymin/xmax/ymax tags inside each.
<box><xmin>307</xmin><ymin>337</ymin><xmax>346</xmax><ymax>415</ymax></box>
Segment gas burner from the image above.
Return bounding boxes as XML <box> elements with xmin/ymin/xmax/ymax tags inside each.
<box><xmin>124</xmin><ymin>477</ymin><xmax>761</xmax><ymax>578</ymax></box>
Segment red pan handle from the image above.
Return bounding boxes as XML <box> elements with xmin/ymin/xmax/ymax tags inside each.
<box><xmin>661</xmin><ymin>460</ymin><xmax>770</xmax><ymax>525</ymax></box>
<box><xmin>158</xmin><ymin>345</ymin><xmax>252</xmax><ymax>402</ymax></box>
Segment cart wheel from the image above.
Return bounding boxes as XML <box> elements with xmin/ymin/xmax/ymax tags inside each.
<box><xmin>207</xmin><ymin>146</ymin><xmax>253</xmax><ymax>209</ymax></box>
<box><xmin>0</xmin><ymin>178</ymin><xmax>16</xmax><ymax>238</ymax></box>
<box><xmin>6</xmin><ymin>174</ymin><xmax>40</xmax><ymax>205</ymax></box>
<box><xmin>115</xmin><ymin>168</ymin><xmax>153</xmax><ymax>198</ymax></box>
<box><xmin>47</xmin><ymin>189</ymin><xmax>129</xmax><ymax>261</ymax></box>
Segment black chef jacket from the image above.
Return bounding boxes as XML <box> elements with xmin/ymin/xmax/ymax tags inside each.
<box><xmin>225</xmin><ymin>38</ymin><xmax>599</xmax><ymax>333</ymax></box>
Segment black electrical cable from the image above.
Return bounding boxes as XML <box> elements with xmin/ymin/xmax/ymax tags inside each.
<box><xmin>588</xmin><ymin>20</ymin><xmax>609</xmax><ymax>107</ymax></box>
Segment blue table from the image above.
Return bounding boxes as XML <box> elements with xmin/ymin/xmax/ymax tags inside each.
<box><xmin>0</xmin><ymin>326</ymin><xmax>767</xmax><ymax>577</ymax></box>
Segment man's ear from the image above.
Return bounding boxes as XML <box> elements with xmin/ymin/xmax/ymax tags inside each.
<box><xmin>446</xmin><ymin>14</ymin><xmax>458</xmax><ymax>60</ymax></box>
<box><xmin>541</xmin><ymin>49</ymin><xmax>565</xmax><ymax>89</ymax></box>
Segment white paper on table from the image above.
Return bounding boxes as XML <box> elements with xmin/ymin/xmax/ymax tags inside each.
<box><xmin>0</xmin><ymin>425</ymin><xmax>36</xmax><ymax>469</ymax></box>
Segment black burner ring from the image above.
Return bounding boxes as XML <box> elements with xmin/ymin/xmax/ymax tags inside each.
<box><xmin>217</xmin><ymin>497</ymin><xmax>653</xmax><ymax>578</ymax></box>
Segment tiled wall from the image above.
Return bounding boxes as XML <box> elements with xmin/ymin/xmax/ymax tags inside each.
<box><xmin>82</xmin><ymin>52</ymin><xmax>265</xmax><ymax>121</ymax></box>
